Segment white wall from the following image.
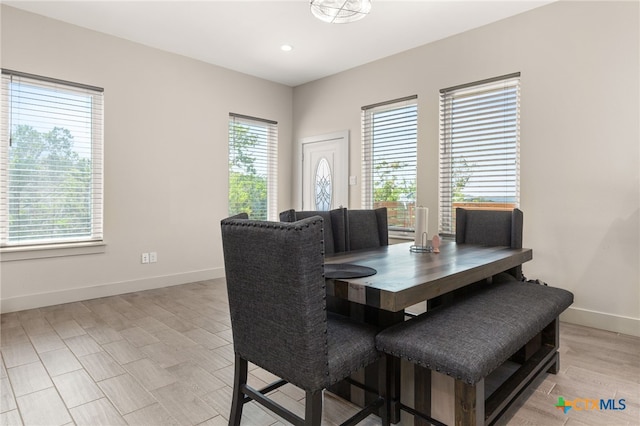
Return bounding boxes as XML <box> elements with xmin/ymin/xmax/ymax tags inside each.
<box><xmin>292</xmin><ymin>1</ymin><xmax>640</xmax><ymax>336</ymax></box>
<box><xmin>2</xmin><ymin>2</ymin><xmax>638</xmax><ymax>337</ymax></box>
<box><xmin>0</xmin><ymin>6</ymin><xmax>293</xmax><ymax>311</ymax></box>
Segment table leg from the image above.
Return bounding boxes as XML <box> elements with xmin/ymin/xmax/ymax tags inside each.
<box><xmin>327</xmin><ymin>299</ymin><xmax>405</xmax><ymax>423</ymax></box>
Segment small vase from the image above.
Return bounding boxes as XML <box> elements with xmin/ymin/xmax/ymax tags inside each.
<box><xmin>432</xmin><ymin>234</ymin><xmax>440</xmax><ymax>253</ymax></box>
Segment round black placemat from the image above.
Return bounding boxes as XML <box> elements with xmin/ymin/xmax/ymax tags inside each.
<box><xmin>324</xmin><ymin>263</ymin><xmax>377</xmax><ymax>279</ymax></box>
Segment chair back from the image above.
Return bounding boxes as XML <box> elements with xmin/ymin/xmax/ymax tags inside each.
<box><xmin>279</xmin><ymin>208</ymin><xmax>348</xmax><ymax>254</ymax></box>
<box><xmin>455</xmin><ymin>208</ymin><xmax>523</xmax><ymax>248</ymax></box>
<box><xmin>221</xmin><ymin>216</ymin><xmax>330</xmax><ymax>391</ymax></box>
<box><xmin>347</xmin><ymin>207</ymin><xmax>389</xmax><ymax>251</ymax></box>
<box><xmin>226</xmin><ymin>212</ymin><xmax>249</xmax><ymax>220</ymax></box>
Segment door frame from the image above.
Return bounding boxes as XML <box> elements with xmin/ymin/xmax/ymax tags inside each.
<box><xmin>299</xmin><ymin>130</ymin><xmax>349</xmax><ymax>210</ymax></box>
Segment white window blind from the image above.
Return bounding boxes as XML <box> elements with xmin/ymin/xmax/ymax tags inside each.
<box><xmin>228</xmin><ymin>113</ymin><xmax>278</xmax><ymax>220</ymax></box>
<box><xmin>1</xmin><ymin>69</ymin><xmax>104</xmax><ymax>247</ymax></box>
<box><xmin>362</xmin><ymin>96</ymin><xmax>418</xmax><ymax>232</ymax></box>
<box><xmin>439</xmin><ymin>73</ymin><xmax>520</xmax><ymax>236</ymax></box>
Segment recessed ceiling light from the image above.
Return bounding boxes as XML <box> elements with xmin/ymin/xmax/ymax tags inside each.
<box><xmin>280</xmin><ymin>44</ymin><xmax>293</xmax><ymax>52</ymax></box>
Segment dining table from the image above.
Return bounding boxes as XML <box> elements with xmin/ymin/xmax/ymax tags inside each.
<box><xmin>324</xmin><ymin>240</ymin><xmax>533</xmax><ymax>425</ymax></box>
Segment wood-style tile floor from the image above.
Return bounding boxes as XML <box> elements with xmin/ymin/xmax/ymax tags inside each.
<box><xmin>1</xmin><ymin>278</ymin><xmax>638</xmax><ymax>425</ymax></box>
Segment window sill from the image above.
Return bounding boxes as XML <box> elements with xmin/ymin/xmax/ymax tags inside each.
<box><xmin>389</xmin><ymin>230</ymin><xmax>414</xmax><ymax>240</ymax></box>
<box><xmin>390</xmin><ymin>231</ymin><xmax>452</xmax><ymax>242</ymax></box>
<box><xmin>0</xmin><ymin>241</ymin><xmax>106</xmax><ymax>262</ymax></box>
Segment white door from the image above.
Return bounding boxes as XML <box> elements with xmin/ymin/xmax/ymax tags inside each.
<box><xmin>301</xmin><ymin>131</ymin><xmax>349</xmax><ymax>211</ymax></box>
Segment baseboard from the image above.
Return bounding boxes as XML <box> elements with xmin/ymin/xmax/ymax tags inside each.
<box><xmin>4</xmin><ymin>277</ymin><xmax>638</xmax><ymax>338</ymax></box>
<box><xmin>561</xmin><ymin>306</ymin><xmax>640</xmax><ymax>338</ymax></box>
<box><xmin>0</xmin><ymin>268</ymin><xmax>225</xmax><ymax>313</ymax></box>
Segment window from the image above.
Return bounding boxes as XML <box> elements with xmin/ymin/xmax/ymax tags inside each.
<box><xmin>228</xmin><ymin>113</ymin><xmax>278</xmax><ymax>220</ymax></box>
<box><xmin>362</xmin><ymin>96</ymin><xmax>418</xmax><ymax>233</ymax></box>
<box><xmin>439</xmin><ymin>73</ymin><xmax>520</xmax><ymax>236</ymax></box>
<box><xmin>1</xmin><ymin>69</ymin><xmax>104</xmax><ymax>248</ymax></box>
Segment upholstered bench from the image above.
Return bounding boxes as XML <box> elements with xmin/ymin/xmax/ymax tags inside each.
<box><xmin>376</xmin><ymin>280</ymin><xmax>573</xmax><ymax>426</ymax></box>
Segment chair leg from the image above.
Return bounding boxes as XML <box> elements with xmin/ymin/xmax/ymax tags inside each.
<box><xmin>229</xmin><ymin>354</ymin><xmax>248</xmax><ymax>426</ymax></box>
<box><xmin>385</xmin><ymin>354</ymin><xmax>401</xmax><ymax>425</ymax></box>
<box><xmin>305</xmin><ymin>390</ymin><xmax>323</xmax><ymax>426</ymax></box>
<box><xmin>379</xmin><ymin>356</ymin><xmax>390</xmax><ymax>426</ymax></box>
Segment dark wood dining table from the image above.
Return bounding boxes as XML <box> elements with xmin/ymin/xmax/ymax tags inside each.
<box><xmin>324</xmin><ymin>240</ymin><xmax>533</xmax><ymax>425</ymax></box>
<box><xmin>325</xmin><ymin>240</ymin><xmax>532</xmax><ymax>311</ymax></box>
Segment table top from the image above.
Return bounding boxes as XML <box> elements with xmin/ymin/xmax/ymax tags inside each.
<box><xmin>324</xmin><ymin>241</ymin><xmax>533</xmax><ymax>312</ymax></box>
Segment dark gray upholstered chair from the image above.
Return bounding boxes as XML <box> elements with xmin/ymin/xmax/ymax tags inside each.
<box><xmin>279</xmin><ymin>208</ymin><xmax>348</xmax><ymax>254</ymax></box>
<box><xmin>347</xmin><ymin>207</ymin><xmax>389</xmax><ymax>251</ymax></box>
<box><xmin>427</xmin><ymin>208</ymin><xmax>523</xmax><ymax>311</ymax></box>
<box><xmin>456</xmin><ymin>207</ymin><xmax>524</xmax><ymax>280</ymax></box>
<box><xmin>226</xmin><ymin>212</ymin><xmax>249</xmax><ymax>220</ymax></box>
<box><xmin>221</xmin><ymin>216</ymin><xmax>386</xmax><ymax>426</ymax></box>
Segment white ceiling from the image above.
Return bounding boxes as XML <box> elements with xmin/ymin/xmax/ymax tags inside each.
<box><xmin>4</xmin><ymin>0</ymin><xmax>554</xmax><ymax>87</ymax></box>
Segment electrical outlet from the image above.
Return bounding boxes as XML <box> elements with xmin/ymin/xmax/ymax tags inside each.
<box><xmin>141</xmin><ymin>253</ymin><xmax>150</xmax><ymax>264</ymax></box>
<box><xmin>149</xmin><ymin>252</ymin><xmax>157</xmax><ymax>263</ymax></box>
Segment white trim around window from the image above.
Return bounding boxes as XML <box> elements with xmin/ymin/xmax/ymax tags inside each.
<box><xmin>1</xmin><ymin>69</ymin><xmax>104</xmax><ymax>255</ymax></box>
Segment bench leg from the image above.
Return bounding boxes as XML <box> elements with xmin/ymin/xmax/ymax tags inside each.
<box><xmin>455</xmin><ymin>379</ymin><xmax>484</xmax><ymax>426</ymax></box>
<box><xmin>547</xmin><ymin>352</ymin><xmax>560</xmax><ymax>375</ymax></box>
<box><xmin>544</xmin><ymin>318</ymin><xmax>561</xmax><ymax>374</ymax></box>
<box><xmin>414</xmin><ymin>365</ymin><xmax>432</xmax><ymax>426</ymax></box>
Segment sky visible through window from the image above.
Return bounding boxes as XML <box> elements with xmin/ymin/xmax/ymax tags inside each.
<box><xmin>11</xmin><ymin>82</ymin><xmax>93</xmax><ymax>155</ymax></box>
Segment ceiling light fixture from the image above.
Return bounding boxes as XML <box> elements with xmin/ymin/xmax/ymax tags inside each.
<box><xmin>280</xmin><ymin>44</ymin><xmax>293</xmax><ymax>52</ymax></box>
<box><xmin>310</xmin><ymin>0</ymin><xmax>371</xmax><ymax>24</ymax></box>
